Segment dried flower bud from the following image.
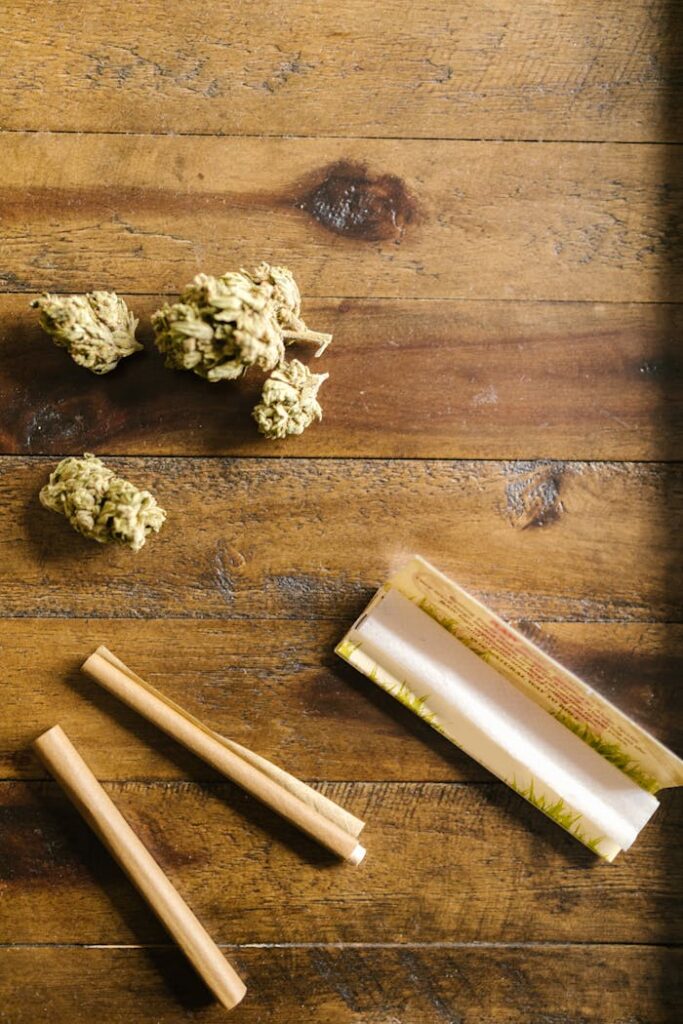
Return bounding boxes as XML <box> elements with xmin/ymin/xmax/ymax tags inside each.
<box><xmin>247</xmin><ymin>262</ymin><xmax>302</xmax><ymax>328</ymax></box>
<box><xmin>31</xmin><ymin>291</ymin><xmax>142</xmax><ymax>374</ymax></box>
<box><xmin>253</xmin><ymin>359</ymin><xmax>329</xmax><ymax>440</ymax></box>
<box><xmin>151</xmin><ymin>263</ymin><xmax>332</xmax><ymax>382</ymax></box>
<box><xmin>39</xmin><ymin>453</ymin><xmax>166</xmax><ymax>552</ymax></box>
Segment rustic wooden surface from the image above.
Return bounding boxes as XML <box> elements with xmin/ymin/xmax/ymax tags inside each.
<box><xmin>0</xmin><ymin>1</ymin><xmax>678</xmax><ymax>142</ymax></box>
<box><xmin>3</xmin><ymin>134</ymin><xmax>681</xmax><ymax>302</ymax></box>
<box><xmin>2</xmin><ymin>621</ymin><xmax>682</xmax><ymax>782</ymax></box>
<box><xmin>1</xmin><ymin>296</ymin><xmax>681</xmax><ymax>459</ymax></box>
<box><xmin>2</xmin><ymin>780</ymin><xmax>682</xmax><ymax>945</ymax></box>
<box><xmin>0</xmin><ymin>1</ymin><xmax>681</xmax><ymax>1022</ymax></box>
<box><xmin>2</xmin><ymin>946</ymin><xmax>680</xmax><ymax>1024</ymax></box>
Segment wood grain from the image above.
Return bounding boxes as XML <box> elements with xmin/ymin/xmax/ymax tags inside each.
<box><xmin>0</xmin><ymin>457</ymin><xmax>679</xmax><ymax>622</ymax></box>
<box><xmin>1</xmin><ymin>780</ymin><xmax>681</xmax><ymax>945</ymax></box>
<box><xmin>2</xmin><ymin>134</ymin><xmax>680</xmax><ymax>301</ymax></box>
<box><xmin>1</xmin><ymin>944</ymin><xmax>679</xmax><ymax>1024</ymax></box>
<box><xmin>2</xmin><ymin>620</ymin><xmax>681</xmax><ymax>783</ymax></box>
<box><xmin>0</xmin><ymin>1</ymin><xmax>678</xmax><ymax>143</ymax></box>
<box><xmin>2</xmin><ymin>295</ymin><xmax>681</xmax><ymax>460</ymax></box>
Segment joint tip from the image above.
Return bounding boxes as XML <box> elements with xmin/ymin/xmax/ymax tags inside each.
<box><xmin>348</xmin><ymin>843</ymin><xmax>366</xmax><ymax>866</ymax></box>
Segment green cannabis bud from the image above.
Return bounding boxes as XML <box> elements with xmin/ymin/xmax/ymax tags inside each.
<box><xmin>151</xmin><ymin>262</ymin><xmax>331</xmax><ymax>382</ymax></box>
<box><xmin>31</xmin><ymin>291</ymin><xmax>142</xmax><ymax>374</ymax></box>
<box><xmin>39</xmin><ymin>453</ymin><xmax>166</xmax><ymax>552</ymax></box>
<box><xmin>253</xmin><ymin>359</ymin><xmax>329</xmax><ymax>439</ymax></box>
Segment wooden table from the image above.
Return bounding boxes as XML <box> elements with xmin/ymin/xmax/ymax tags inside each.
<box><xmin>1</xmin><ymin>2</ymin><xmax>681</xmax><ymax>1021</ymax></box>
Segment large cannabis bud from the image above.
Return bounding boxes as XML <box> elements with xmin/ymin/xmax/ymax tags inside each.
<box><xmin>151</xmin><ymin>262</ymin><xmax>331</xmax><ymax>382</ymax></box>
<box><xmin>39</xmin><ymin>453</ymin><xmax>166</xmax><ymax>552</ymax></box>
<box><xmin>31</xmin><ymin>291</ymin><xmax>142</xmax><ymax>374</ymax></box>
<box><xmin>248</xmin><ymin>262</ymin><xmax>326</xmax><ymax>341</ymax></box>
<box><xmin>253</xmin><ymin>359</ymin><xmax>329</xmax><ymax>439</ymax></box>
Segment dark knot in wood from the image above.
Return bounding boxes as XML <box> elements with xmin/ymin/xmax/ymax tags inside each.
<box><xmin>504</xmin><ymin>463</ymin><xmax>565</xmax><ymax>529</ymax></box>
<box><xmin>296</xmin><ymin>161</ymin><xmax>416</xmax><ymax>241</ymax></box>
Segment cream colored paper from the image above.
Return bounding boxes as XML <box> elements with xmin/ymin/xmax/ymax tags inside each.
<box><xmin>337</xmin><ymin>557</ymin><xmax>683</xmax><ymax>859</ymax></box>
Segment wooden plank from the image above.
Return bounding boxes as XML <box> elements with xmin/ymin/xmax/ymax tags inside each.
<box><xmin>0</xmin><ymin>457</ymin><xmax>679</xmax><ymax>622</ymax></box>
<box><xmin>1</xmin><ymin>134</ymin><xmax>680</xmax><ymax>302</ymax></box>
<box><xmin>1</xmin><ymin>780</ymin><xmax>681</xmax><ymax>944</ymax></box>
<box><xmin>3</xmin><ymin>619</ymin><xmax>681</xmax><ymax>782</ymax></box>
<box><xmin>2</xmin><ymin>295</ymin><xmax>680</xmax><ymax>460</ymax></box>
<box><xmin>0</xmin><ymin>1</ymin><xmax>677</xmax><ymax>143</ymax></box>
<box><xmin>1</xmin><ymin>944</ymin><xmax>679</xmax><ymax>1023</ymax></box>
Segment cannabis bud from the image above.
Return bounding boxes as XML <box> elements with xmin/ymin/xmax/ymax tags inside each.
<box><xmin>39</xmin><ymin>453</ymin><xmax>166</xmax><ymax>552</ymax></box>
<box><xmin>253</xmin><ymin>359</ymin><xmax>329</xmax><ymax>439</ymax></box>
<box><xmin>151</xmin><ymin>262</ymin><xmax>331</xmax><ymax>382</ymax></box>
<box><xmin>31</xmin><ymin>291</ymin><xmax>142</xmax><ymax>374</ymax></box>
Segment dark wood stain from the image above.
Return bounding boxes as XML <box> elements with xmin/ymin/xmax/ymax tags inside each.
<box><xmin>0</xmin><ymin>800</ymin><xmax>87</xmax><ymax>884</ymax></box>
<box><xmin>1</xmin><ymin>164</ymin><xmax>420</xmax><ymax>248</ymax></box>
<box><xmin>296</xmin><ymin>161</ymin><xmax>418</xmax><ymax>241</ymax></box>
<box><xmin>0</xmin><ymin>186</ymin><xmax>244</xmax><ymax>219</ymax></box>
<box><xmin>119</xmin><ymin>806</ymin><xmax>203</xmax><ymax>872</ymax></box>
<box><xmin>0</xmin><ymin>314</ymin><xmax>261</xmax><ymax>455</ymax></box>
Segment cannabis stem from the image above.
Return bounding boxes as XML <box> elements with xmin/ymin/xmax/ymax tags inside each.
<box><xmin>281</xmin><ymin>328</ymin><xmax>333</xmax><ymax>355</ymax></box>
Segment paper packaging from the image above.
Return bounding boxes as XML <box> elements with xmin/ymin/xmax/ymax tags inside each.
<box><xmin>336</xmin><ymin>557</ymin><xmax>683</xmax><ymax>859</ymax></box>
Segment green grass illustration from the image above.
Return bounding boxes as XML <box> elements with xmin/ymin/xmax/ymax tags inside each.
<box><xmin>391</xmin><ymin>681</ymin><xmax>432</xmax><ymax>716</ymax></box>
<box><xmin>509</xmin><ymin>776</ymin><xmax>606</xmax><ymax>854</ymax></box>
<box><xmin>386</xmin><ymin>679</ymin><xmax>449</xmax><ymax>738</ymax></box>
<box><xmin>417</xmin><ymin>596</ymin><xmax>490</xmax><ymax>658</ymax></box>
<box><xmin>418</xmin><ymin>596</ymin><xmax>458</xmax><ymax>634</ymax></box>
<box><xmin>583</xmin><ymin>834</ymin><xmax>606</xmax><ymax>855</ymax></box>
<box><xmin>336</xmin><ymin>638</ymin><xmax>361</xmax><ymax>661</ymax></box>
<box><xmin>338</xmin><ymin>635</ymin><xmax>448</xmax><ymax>736</ymax></box>
<box><xmin>554</xmin><ymin>711</ymin><xmax>658</xmax><ymax>793</ymax></box>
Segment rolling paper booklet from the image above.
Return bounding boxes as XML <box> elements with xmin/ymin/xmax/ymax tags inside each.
<box><xmin>336</xmin><ymin>557</ymin><xmax>683</xmax><ymax>859</ymax></box>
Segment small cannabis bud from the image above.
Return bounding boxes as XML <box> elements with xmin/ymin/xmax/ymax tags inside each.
<box><xmin>31</xmin><ymin>291</ymin><xmax>142</xmax><ymax>374</ymax></box>
<box><xmin>253</xmin><ymin>359</ymin><xmax>329</xmax><ymax>439</ymax></box>
<box><xmin>151</xmin><ymin>262</ymin><xmax>331</xmax><ymax>382</ymax></box>
<box><xmin>39</xmin><ymin>453</ymin><xmax>166</xmax><ymax>552</ymax></box>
